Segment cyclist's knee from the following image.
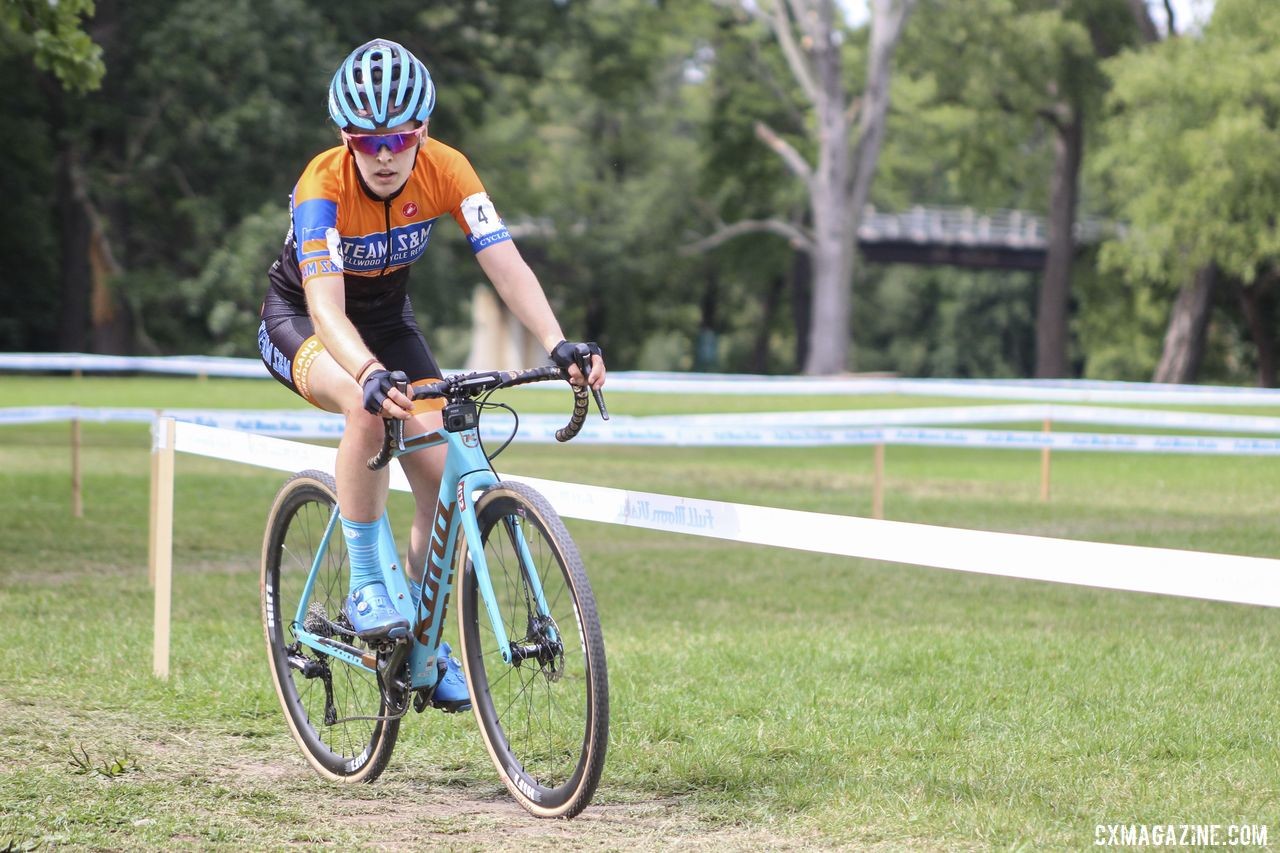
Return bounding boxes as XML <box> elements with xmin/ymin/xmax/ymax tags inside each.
<box><xmin>343</xmin><ymin>407</ymin><xmax>384</xmax><ymax>436</ymax></box>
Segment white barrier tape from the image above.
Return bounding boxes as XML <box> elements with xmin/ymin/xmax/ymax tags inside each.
<box><xmin>0</xmin><ymin>406</ymin><xmax>157</xmax><ymax>425</ymax></box>
<box><xmin>16</xmin><ymin>406</ymin><xmax>1280</xmax><ymax>455</ymax></box>
<box><xmin>664</xmin><ymin>404</ymin><xmax>1280</xmax><ymax>434</ymax></box>
<box><xmin>0</xmin><ymin>352</ymin><xmax>265</xmax><ymax>378</ymax></box>
<box><xmin>166</xmin><ymin>409</ymin><xmax>345</xmax><ymax>436</ymax></box>
<box><xmin>173</xmin><ymin>421</ymin><xmax>337</xmax><ymax>474</ymax></box>
<box><xmin>166</xmin><ymin>421</ymin><xmax>1280</xmax><ymax>609</ymax></box>
<box><xmin>9</xmin><ymin>353</ymin><xmax>1280</xmax><ymax>406</ymax></box>
<box><xmin>897</xmin><ymin>428</ymin><xmax>1280</xmax><ymax>454</ymax></box>
<box><xmin>36</xmin><ymin>402</ymin><xmax>1280</xmax><ymax>436</ymax></box>
<box><xmin>613</xmin><ymin>371</ymin><xmax>1280</xmax><ymax>405</ymax></box>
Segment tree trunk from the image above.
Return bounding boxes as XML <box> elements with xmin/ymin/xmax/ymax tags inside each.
<box><xmin>1125</xmin><ymin>0</ymin><xmax>1161</xmax><ymax>43</ymax></box>
<box><xmin>801</xmin><ymin>0</ymin><xmax>914</xmax><ymax>375</ymax></box>
<box><xmin>56</xmin><ymin>146</ymin><xmax>93</xmax><ymax>352</ymax></box>
<box><xmin>1152</xmin><ymin>263</ymin><xmax>1216</xmax><ymax>383</ymax></box>
<box><xmin>801</xmin><ymin>0</ymin><xmax>853</xmax><ymax>375</ymax></box>
<box><xmin>695</xmin><ymin>268</ymin><xmax>720</xmax><ymax>372</ymax></box>
<box><xmin>804</xmin><ymin>182</ymin><xmax>852</xmax><ymax>374</ymax></box>
<box><xmin>1035</xmin><ymin>103</ymin><xmax>1083</xmax><ymax>378</ymax></box>
<box><xmin>66</xmin><ymin>148</ymin><xmax>135</xmax><ymax>354</ymax></box>
<box><xmin>791</xmin><ymin>248</ymin><xmax>812</xmax><ymax>370</ymax></box>
<box><xmin>751</xmin><ymin>274</ymin><xmax>785</xmax><ymax>374</ymax></box>
<box><xmin>1237</xmin><ymin>276</ymin><xmax>1278</xmax><ymax>388</ymax></box>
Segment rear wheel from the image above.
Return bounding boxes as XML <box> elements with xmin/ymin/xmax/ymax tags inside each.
<box><xmin>457</xmin><ymin>481</ymin><xmax>609</xmax><ymax>818</ymax></box>
<box><xmin>261</xmin><ymin>470</ymin><xmax>400</xmax><ymax>782</ymax></box>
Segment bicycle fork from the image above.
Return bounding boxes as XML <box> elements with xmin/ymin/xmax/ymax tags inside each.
<box><xmin>460</xmin><ymin>489</ymin><xmax>560</xmax><ymax>666</ymax></box>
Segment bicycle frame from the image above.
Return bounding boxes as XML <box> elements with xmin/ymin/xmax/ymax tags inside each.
<box><xmin>285</xmin><ymin>418</ymin><xmax>553</xmax><ymax>692</ymax></box>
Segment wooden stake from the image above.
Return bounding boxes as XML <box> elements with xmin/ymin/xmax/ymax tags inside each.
<box><xmin>148</xmin><ymin>410</ymin><xmax>161</xmax><ymax>587</ymax></box>
<box><xmin>71</xmin><ymin>415</ymin><xmax>83</xmax><ymax>518</ymax></box>
<box><xmin>151</xmin><ymin>417</ymin><xmax>176</xmax><ymax>679</ymax></box>
<box><xmin>1040</xmin><ymin>418</ymin><xmax>1052</xmax><ymax>503</ymax></box>
<box><xmin>873</xmin><ymin>443</ymin><xmax>885</xmax><ymax>520</ymax></box>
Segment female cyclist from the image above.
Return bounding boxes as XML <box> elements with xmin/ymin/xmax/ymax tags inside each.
<box><xmin>256</xmin><ymin>38</ymin><xmax>605</xmax><ymax>707</ymax></box>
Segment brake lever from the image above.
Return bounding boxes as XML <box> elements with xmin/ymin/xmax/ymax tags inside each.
<box><xmin>390</xmin><ymin>376</ymin><xmax>409</xmax><ymax>450</ymax></box>
<box><xmin>574</xmin><ymin>348</ymin><xmax>610</xmax><ymax>421</ymax></box>
<box><xmin>365</xmin><ymin>374</ymin><xmax>411</xmax><ymax>470</ymax></box>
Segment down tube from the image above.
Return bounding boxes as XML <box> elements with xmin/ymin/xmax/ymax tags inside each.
<box><xmin>460</xmin><ymin>497</ymin><xmax>514</xmax><ymax>664</ymax></box>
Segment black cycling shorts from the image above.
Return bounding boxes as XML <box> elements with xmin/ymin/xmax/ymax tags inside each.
<box><xmin>258</xmin><ymin>292</ymin><xmax>442</xmax><ymax>409</ymax></box>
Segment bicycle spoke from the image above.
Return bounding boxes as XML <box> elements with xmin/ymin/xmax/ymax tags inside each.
<box><xmin>263</xmin><ymin>471</ymin><xmax>398</xmax><ymax>782</ymax></box>
<box><xmin>460</xmin><ymin>483</ymin><xmax>607</xmax><ymax>816</ymax></box>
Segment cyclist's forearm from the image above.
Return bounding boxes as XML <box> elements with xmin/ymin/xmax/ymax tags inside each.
<box><xmin>477</xmin><ymin>241</ymin><xmax>565</xmax><ymax>352</ymax></box>
<box><xmin>305</xmin><ymin>275</ymin><xmax>378</xmax><ymax>381</ymax></box>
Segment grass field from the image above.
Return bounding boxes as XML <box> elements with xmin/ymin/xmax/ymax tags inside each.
<box><xmin>2</xmin><ymin>376</ymin><xmax>1279</xmax><ymax>850</ymax></box>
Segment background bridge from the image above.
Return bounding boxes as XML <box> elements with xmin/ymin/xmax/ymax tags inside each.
<box><xmin>856</xmin><ymin>205</ymin><xmax>1116</xmax><ymax>271</ymax></box>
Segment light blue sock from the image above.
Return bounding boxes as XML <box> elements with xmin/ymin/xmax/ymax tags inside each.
<box><xmin>341</xmin><ymin>516</ymin><xmax>383</xmax><ymax>595</ymax></box>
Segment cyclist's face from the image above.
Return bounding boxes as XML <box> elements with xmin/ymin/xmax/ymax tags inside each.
<box><xmin>346</xmin><ymin>120</ymin><xmax>424</xmax><ymax>198</ymax></box>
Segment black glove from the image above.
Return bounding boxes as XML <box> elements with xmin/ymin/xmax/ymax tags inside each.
<box><xmin>550</xmin><ymin>340</ymin><xmax>603</xmax><ymax>374</ymax></box>
<box><xmin>362</xmin><ymin>369</ymin><xmax>405</xmax><ymax>415</ymax></box>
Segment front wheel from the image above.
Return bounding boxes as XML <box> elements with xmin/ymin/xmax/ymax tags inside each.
<box><xmin>457</xmin><ymin>481</ymin><xmax>609</xmax><ymax>818</ymax></box>
<box><xmin>261</xmin><ymin>470</ymin><xmax>400</xmax><ymax>782</ymax></box>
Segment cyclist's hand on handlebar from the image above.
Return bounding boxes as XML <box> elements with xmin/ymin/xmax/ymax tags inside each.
<box><xmin>550</xmin><ymin>340</ymin><xmax>606</xmax><ymax>390</ymax></box>
<box><xmin>362</xmin><ymin>369</ymin><xmax>413</xmax><ymax>419</ymax></box>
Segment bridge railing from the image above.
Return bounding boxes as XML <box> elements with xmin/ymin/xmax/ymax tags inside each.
<box><xmin>858</xmin><ymin>205</ymin><xmax>1117</xmax><ymax>248</ymax></box>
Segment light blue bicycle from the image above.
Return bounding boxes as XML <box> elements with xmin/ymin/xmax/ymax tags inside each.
<box><xmin>260</xmin><ymin>362</ymin><xmax>609</xmax><ymax>818</ymax></box>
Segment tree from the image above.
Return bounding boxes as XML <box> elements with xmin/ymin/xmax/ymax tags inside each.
<box><xmin>0</xmin><ymin>0</ymin><xmax>104</xmax><ymax>93</ymax></box>
<box><xmin>690</xmin><ymin>0</ymin><xmax>918</xmax><ymax>375</ymax></box>
<box><xmin>0</xmin><ymin>0</ymin><xmax>110</xmax><ymax>352</ymax></box>
<box><xmin>906</xmin><ymin>0</ymin><xmax>1145</xmax><ymax>379</ymax></box>
<box><xmin>1098</xmin><ymin>0</ymin><xmax>1280</xmax><ymax>386</ymax></box>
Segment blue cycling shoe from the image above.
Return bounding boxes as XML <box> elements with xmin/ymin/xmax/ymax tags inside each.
<box><xmin>431</xmin><ymin>642</ymin><xmax>472</xmax><ymax>713</ymax></box>
<box><xmin>344</xmin><ymin>582</ymin><xmax>410</xmax><ymax>641</ymax></box>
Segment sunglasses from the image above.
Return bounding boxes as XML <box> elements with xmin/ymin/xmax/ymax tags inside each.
<box><xmin>342</xmin><ymin>125</ymin><xmax>426</xmax><ymax>156</ymax></box>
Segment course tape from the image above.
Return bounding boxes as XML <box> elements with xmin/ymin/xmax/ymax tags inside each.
<box><xmin>166</xmin><ymin>421</ymin><xmax>1280</xmax><ymax>609</ymax></box>
<box><xmin>9</xmin><ymin>352</ymin><xmax>1280</xmax><ymax>406</ymax></box>
<box><xmin>13</xmin><ymin>405</ymin><xmax>1280</xmax><ymax>455</ymax></box>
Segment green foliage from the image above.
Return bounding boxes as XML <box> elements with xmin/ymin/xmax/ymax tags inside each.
<box><xmin>1098</xmin><ymin>0</ymin><xmax>1280</xmax><ymax>286</ymax></box>
<box><xmin>1072</xmin><ymin>248</ymin><xmax>1165</xmax><ymax>380</ymax></box>
<box><xmin>1087</xmin><ymin>0</ymin><xmax>1280</xmax><ymax>384</ymax></box>
<box><xmin>0</xmin><ymin>51</ymin><xmax>57</xmax><ymax>350</ymax></box>
<box><xmin>173</xmin><ymin>204</ymin><xmax>289</xmax><ymax>356</ymax></box>
<box><xmin>466</xmin><ymin>0</ymin><xmax>712</xmax><ymax>363</ymax></box>
<box><xmin>854</xmin><ymin>264</ymin><xmax>1038</xmax><ymax>377</ymax></box>
<box><xmin>67</xmin><ymin>745</ymin><xmax>139</xmax><ymax>779</ymax></box>
<box><xmin>0</xmin><ymin>0</ymin><xmax>104</xmax><ymax>93</ymax></box>
<box><xmin>4</xmin><ymin>0</ymin><xmax>1278</xmax><ymax>381</ymax></box>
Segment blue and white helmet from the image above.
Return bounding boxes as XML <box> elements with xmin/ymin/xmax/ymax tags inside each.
<box><xmin>328</xmin><ymin>39</ymin><xmax>436</xmax><ymax>131</ymax></box>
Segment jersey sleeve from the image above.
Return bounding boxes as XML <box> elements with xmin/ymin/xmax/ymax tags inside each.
<box><xmin>291</xmin><ymin>153</ymin><xmax>346</xmax><ymax>285</ymax></box>
<box><xmin>440</xmin><ymin>149</ymin><xmax>513</xmax><ymax>254</ymax></box>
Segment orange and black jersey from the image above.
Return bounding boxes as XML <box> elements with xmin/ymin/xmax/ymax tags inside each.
<box><xmin>266</xmin><ymin>138</ymin><xmax>511</xmax><ymax>314</ymax></box>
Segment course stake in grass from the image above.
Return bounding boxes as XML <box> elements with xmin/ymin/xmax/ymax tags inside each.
<box><xmin>150</xmin><ymin>417</ymin><xmax>175</xmax><ymax>679</ymax></box>
<box><xmin>1041</xmin><ymin>418</ymin><xmax>1052</xmax><ymax>502</ymax></box>
<box><xmin>873</xmin><ymin>442</ymin><xmax>885</xmax><ymax>519</ymax></box>
<box><xmin>70</xmin><ymin>412</ymin><xmax>82</xmax><ymax>518</ymax></box>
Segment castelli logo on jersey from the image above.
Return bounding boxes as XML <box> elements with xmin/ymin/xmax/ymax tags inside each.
<box><xmin>402</xmin><ymin>202</ymin><xmax>418</xmax><ymax>217</ymax></box>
